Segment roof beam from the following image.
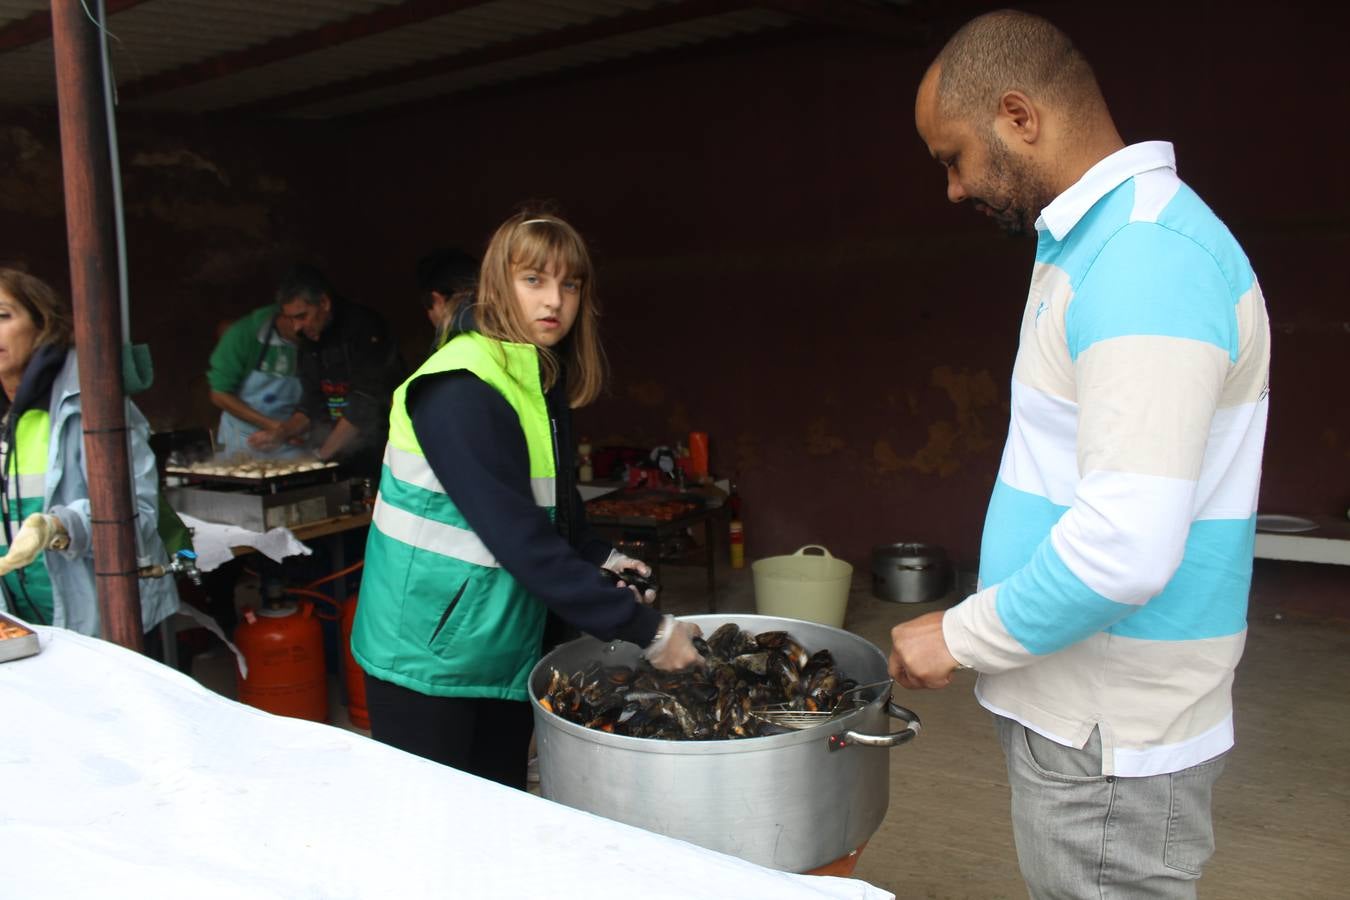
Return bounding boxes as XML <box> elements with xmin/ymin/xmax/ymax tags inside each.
<box><xmin>118</xmin><ymin>0</ymin><xmax>497</xmax><ymax>101</ymax></box>
<box><xmin>343</xmin><ymin>20</ymin><xmax>817</xmax><ymax>125</ymax></box>
<box><xmin>755</xmin><ymin>0</ymin><xmax>927</xmax><ymax>42</ymax></box>
<box><xmin>0</xmin><ymin>0</ymin><xmax>151</xmax><ymax>53</ymax></box>
<box><xmin>232</xmin><ymin>0</ymin><xmax>751</xmax><ymax>117</ymax></box>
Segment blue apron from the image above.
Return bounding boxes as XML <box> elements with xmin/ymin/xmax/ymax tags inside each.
<box><xmin>216</xmin><ymin>318</ymin><xmax>304</xmax><ymax>458</ymax></box>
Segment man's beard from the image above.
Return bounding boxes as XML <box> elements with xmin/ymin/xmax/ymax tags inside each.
<box><xmin>976</xmin><ymin>137</ymin><xmax>1055</xmax><ymax>238</ymax></box>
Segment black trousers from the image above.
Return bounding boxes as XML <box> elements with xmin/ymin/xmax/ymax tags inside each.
<box><xmin>363</xmin><ymin>673</ymin><xmax>534</xmax><ymax>790</ymax></box>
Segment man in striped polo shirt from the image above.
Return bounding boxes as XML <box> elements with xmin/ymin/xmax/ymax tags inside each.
<box><xmin>890</xmin><ymin>10</ymin><xmax>1270</xmax><ymax>898</ymax></box>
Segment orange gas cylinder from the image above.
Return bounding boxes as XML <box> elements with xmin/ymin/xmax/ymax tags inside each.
<box><xmin>234</xmin><ymin>601</ymin><xmax>328</xmax><ymax>722</ymax></box>
<box><xmin>339</xmin><ymin>594</ymin><xmax>369</xmax><ymax>729</ymax></box>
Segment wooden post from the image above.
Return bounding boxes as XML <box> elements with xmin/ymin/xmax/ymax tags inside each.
<box><xmin>50</xmin><ymin>0</ymin><xmax>144</xmax><ymax>650</ymax></box>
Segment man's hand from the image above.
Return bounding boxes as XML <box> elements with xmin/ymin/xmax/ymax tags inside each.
<box><xmin>0</xmin><ymin>513</ymin><xmax>70</xmax><ymax>575</ymax></box>
<box><xmin>247</xmin><ymin>428</ymin><xmax>283</xmax><ymax>452</ymax></box>
<box><xmin>889</xmin><ymin>611</ymin><xmax>962</xmax><ymax>690</ymax></box>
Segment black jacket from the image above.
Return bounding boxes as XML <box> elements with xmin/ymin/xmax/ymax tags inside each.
<box><xmin>297</xmin><ymin>297</ymin><xmax>405</xmax><ymax>474</ymax></box>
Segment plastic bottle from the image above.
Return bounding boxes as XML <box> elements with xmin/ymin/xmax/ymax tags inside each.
<box><xmin>688</xmin><ymin>431</ymin><xmax>709</xmax><ymax>479</ymax></box>
<box><xmin>578</xmin><ymin>438</ymin><xmax>593</xmax><ymax>482</ymax></box>
<box><xmin>726</xmin><ymin>477</ymin><xmax>745</xmax><ymax>568</ymax></box>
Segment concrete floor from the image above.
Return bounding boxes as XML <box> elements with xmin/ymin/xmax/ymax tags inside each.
<box><xmin>654</xmin><ymin>556</ymin><xmax>1350</xmax><ymax>899</ymax></box>
<box><xmin>190</xmin><ymin>555</ymin><xmax>1350</xmax><ymax>899</ymax></box>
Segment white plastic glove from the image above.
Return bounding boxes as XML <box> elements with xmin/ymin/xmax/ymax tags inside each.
<box><xmin>602</xmin><ymin>549</ymin><xmax>657</xmax><ymax>605</ymax></box>
<box><xmin>0</xmin><ymin>513</ymin><xmax>69</xmax><ymax>575</ymax></box>
<box><xmin>643</xmin><ymin>615</ymin><xmax>704</xmax><ymax>671</ymax></box>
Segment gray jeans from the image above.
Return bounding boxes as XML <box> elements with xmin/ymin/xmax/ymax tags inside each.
<box><xmin>995</xmin><ymin>715</ymin><xmax>1227</xmax><ymax>900</ymax></box>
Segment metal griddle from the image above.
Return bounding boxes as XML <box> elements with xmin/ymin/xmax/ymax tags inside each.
<box><xmin>165</xmin><ymin>462</ymin><xmax>340</xmax><ymax>493</ymax></box>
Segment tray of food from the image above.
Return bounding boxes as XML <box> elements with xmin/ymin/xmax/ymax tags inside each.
<box><xmin>585</xmin><ymin>490</ymin><xmax>705</xmax><ymax>526</ymax></box>
<box><xmin>0</xmin><ymin>611</ymin><xmax>40</xmax><ymax>663</ymax></box>
<box><xmin>166</xmin><ymin>457</ymin><xmax>338</xmax><ymax>486</ymax></box>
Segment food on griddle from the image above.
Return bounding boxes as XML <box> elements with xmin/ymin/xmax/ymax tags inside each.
<box><xmin>586</xmin><ymin>496</ymin><xmax>698</xmax><ymax>521</ymax></box>
<box><xmin>168</xmin><ymin>457</ymin><xmax>333</xmax><ymax>480</ymax></box>
<box><xmin>538</xmin><ymin>623</ymin><xmax>857</xmax><ymax>740</ymax></box>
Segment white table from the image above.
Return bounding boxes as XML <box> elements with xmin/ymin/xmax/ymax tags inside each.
<box><xmin>0</xmin><ymin>626</ymin><xmax>892</xmax><ymax>900</ymax></box>
<box><xmin>1254</xmin><ymin>514</ymin><xmax>1350</xmax><ymax>566</ymax></box>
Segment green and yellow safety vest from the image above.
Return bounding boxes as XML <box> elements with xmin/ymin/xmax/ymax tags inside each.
<box><xmin>352</xmin><ymin>332</ymin><xmax>556</xmax><ymax>700</ymax></box>
<box><xmin>1</xmin><ymin>409</ymin><xmax>53</xmax><ymax>622</ymax></box>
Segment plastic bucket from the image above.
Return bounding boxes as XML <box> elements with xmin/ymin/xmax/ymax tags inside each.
<box><xmin>751</xmin><ymin>545</ymin><xmax>853</xmax><ymax>628</ymax></box>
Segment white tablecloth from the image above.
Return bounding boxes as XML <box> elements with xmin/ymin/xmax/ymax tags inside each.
<box><xmin>0</xmin><ymin>627</ymin><xmax>893</xmax><ymax>900</ymax></box>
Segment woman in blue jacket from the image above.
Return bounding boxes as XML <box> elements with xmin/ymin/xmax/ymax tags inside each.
<box><xmin>0</xmin><ymin>268</ymin><xmax>178</xmax><ymax>636</ymax></box>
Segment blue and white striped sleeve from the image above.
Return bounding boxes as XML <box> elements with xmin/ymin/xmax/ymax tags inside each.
<box><xmin>945</xmin><ymin>224</ymin><xmax>1238</xmax><ymax>670</ymax></box>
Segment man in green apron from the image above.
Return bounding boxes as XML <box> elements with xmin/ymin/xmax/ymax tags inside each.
<box><xmin>207</xmin><ymin>303</ymin><xmax>303</xmax><ymax>458</ymax></box>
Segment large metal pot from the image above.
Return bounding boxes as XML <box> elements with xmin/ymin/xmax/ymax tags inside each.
<box><xmin>528</xmin><ymin>613</ymin><xmax>920</xmax><ymax>872</ymax></box>
<box><xmin>871</xmin><ymin>542</ymin><xmax>951</xmax><ymax>603</ymax></box>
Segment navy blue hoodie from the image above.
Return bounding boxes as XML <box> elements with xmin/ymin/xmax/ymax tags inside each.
<box><xmin>406</xmin><ymin>308</ymin><xmax>661</xmax><ymax>649</ymax></box>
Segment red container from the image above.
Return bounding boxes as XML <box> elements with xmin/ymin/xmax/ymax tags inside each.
<box><xmin>340</xmin><ymin>594</ymin><xmax>370</xmax><ymax>729</ymax></box>
<box><xmin>688</xmin><ymin>431</ymin><xmax>709</xmax><ymax>477</ymax></box>
<box><xmin>234</xmin><ymin>601</ymin><xmax>328</xmax><ymax>722</ymax></box>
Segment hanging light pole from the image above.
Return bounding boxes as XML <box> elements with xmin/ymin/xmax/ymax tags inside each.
<box><xmin>50</xmin><ymin>0</ymin><xmax>143</xmax><ymax>650</ymax></box>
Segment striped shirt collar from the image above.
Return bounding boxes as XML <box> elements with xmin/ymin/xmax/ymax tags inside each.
<box><xmin>1036</xmin><ymin>141</ymin><xmax>1176</xmax><ymax>241</ymax></box>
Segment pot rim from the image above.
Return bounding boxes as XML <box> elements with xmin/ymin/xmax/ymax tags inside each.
<box><xmin>529</xmin><ymin>613</ymin><xmax>891</xmax><ymax>756</ymax></box>
<box><xmin>871</xmin><ymin>542</ymin><xmax>948</xmax><ymax>559</ymax></box>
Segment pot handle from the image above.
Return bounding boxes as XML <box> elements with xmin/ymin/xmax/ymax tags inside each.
<box><xmin>794</xmin><ymin>545</ymin><xmax>834</xmax><ymax>558</ymax></box>
<box><xmin>828</xmin><ymin>701</ymin><xmax>921</xmax><ymax>752</ymax></box>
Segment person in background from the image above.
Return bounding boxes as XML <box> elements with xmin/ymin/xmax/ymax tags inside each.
<box><xmin>889</xmin><ymin>11</ymin><xmax>1270</xmax><ymax>898</ymax></box>
<box><xmin>0</xmin><ymin>268</ymin><xmax>179</xmax><ymax>635</ymax></box>
<box><xmin>206</xmin><ymin>287</ymin><xmax>303</xmax><ymax>458</ymax></box>
<box><xmin>249</xmin><ymin>264</ymin><xmax>404</xmax><ymax>477</ymax></box>
<box><xmin>415</xmin><ymin>247</ymin><xmax>478</xmax><ymax>353</ymax></box>
<box><xmin>352</xmin><ymin>211</ymin><xmax>701</xmax><ymax>789</ymax></box>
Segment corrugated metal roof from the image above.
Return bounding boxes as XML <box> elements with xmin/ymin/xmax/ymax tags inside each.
<box><xmin>0</xmin><ymin>0</ymin><xmax>921</xmax><ymax>119</ymax></box>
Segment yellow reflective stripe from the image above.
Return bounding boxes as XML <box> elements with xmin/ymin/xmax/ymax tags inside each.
<box><xmin>371</xmin><ymin>495</ymin><xmax>500</xmax><ymax>568</ymax></box>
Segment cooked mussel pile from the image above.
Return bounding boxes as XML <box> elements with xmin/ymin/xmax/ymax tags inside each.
<box><xmin>538</xmin><ymin>622</ymin><xmax>858</xmax><ymax>740</ymax></box>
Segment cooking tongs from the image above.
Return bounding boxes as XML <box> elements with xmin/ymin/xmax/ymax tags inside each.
<box><xmin>751</xmin><ymin>679</ymin><xmax>893</xmax><ymax>730</ymax></box>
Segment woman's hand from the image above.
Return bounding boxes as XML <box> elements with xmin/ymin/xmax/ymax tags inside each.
<box><xmin>603</xmin><ymin>549</ymin><xmax>657</xmax><ymax>604</ymax></box>
<box><xmin>0</xmin><ymin>513</ymin><xmax>70</xmax><ymax>574</ymax></box>
<box><xmin>643</xmin><ymin>615</ymin><xmax>704</xmax><ymax>671</ymax></box>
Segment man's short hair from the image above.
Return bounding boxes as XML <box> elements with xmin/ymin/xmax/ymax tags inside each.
<box><xmin>935</xmin><ymin>10</ymin><xmax>1101</xmax><ymax>130</ymax></box>
<box><xmin>415</xmin><ymin>248</ymin><xmax>478</xmax><ymax>308</ymax></box>
<box><xmin>275</xmin><ymin>263</ymin><xmax>332</xmax><ymax>307</ymax></box>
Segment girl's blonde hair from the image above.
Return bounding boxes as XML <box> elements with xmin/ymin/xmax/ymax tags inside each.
<box><xmin>0</xmin><ymin>267</ymin><xmax>74</xmax><ymax>351</ymax></box>
<box><xmin>474</xmin><ymin>211</ymin><xmax>605</xmax><ymax>408</ymax></box>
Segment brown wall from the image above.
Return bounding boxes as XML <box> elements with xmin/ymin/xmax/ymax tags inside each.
<box><xmin>3</xmin><ymin>0</ymin><xmax>1345</xmax><ymax>570</ymax></box>
<box><xmin>0</xmin><ymin>110</ymin><xmax>330</xmax><ymax>432</ymax></box>
<box><xmin>317</xmin><ymin>0</ymin><xmax>1350</xmax><ymax>567</ymax></box>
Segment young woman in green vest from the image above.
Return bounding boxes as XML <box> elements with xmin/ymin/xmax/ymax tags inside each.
<box><xmin>352</xmin><ymin>212</ymin><xmax>702</xmax><ymax>788</ymax></box>
<box><xmin>0</xmin><ymin>268</ymin><xmax>179</xmax><ymax>635</ymax></box>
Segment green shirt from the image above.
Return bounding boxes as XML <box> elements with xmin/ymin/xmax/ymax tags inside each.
<box><xmin>206</xmin><ymin>305</ymin><xmax>296</xmax><ymax>393</ymax></box>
